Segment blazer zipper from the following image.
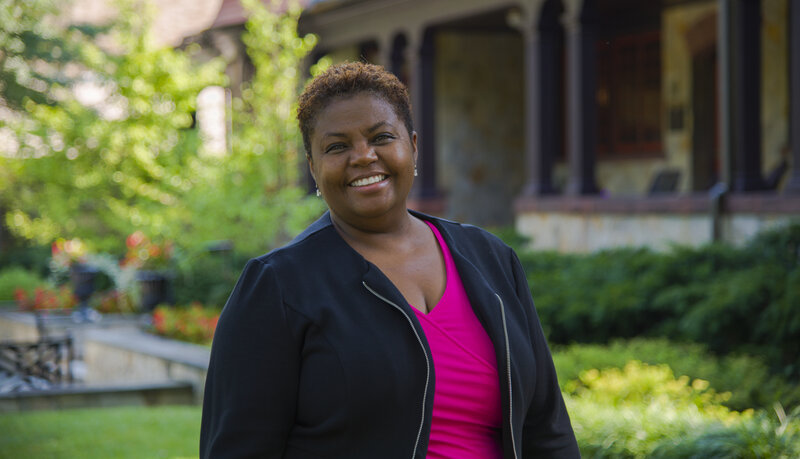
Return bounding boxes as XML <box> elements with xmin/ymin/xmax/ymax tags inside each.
<box><xmin>496</xmin><ymin>293</ymin><xmax>519</xmax><ymax>459</ymax></box>
<box><xmin>363</xmin><ymin>282</ymin><xmax>430</xmax><ymax>459</ymax></box>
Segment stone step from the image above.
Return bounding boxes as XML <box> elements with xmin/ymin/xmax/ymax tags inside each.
<box><xmin>0</xmin><ymin>380</ymin><xmax>195</xmax><ymax>412</ymax></box>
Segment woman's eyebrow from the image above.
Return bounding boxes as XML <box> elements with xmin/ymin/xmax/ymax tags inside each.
<box><xmin>321</xmin><ymin>121</ymin><xmax>392</xmax><ymax>140</ymax></box>
<box><xmin>365</xmin><ymin>121</ymin><xmax>390</xmax><ymax>133</ymax></box>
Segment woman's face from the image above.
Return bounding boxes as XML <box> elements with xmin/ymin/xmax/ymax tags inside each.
<box><xmin>308</xmin><ymin>93</ymin><xmax>417</xmax><ymax>230</ymax></box>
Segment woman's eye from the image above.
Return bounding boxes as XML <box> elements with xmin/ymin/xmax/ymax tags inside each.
<box><xmin>325</xmin><ymin>143</ymin><xmax>345</xmax><ymax>154</ymax></box>
<box><xmin>374</xmin><ymin>133</ymin><xmax>395</xmax><ymax>143</ymax></box>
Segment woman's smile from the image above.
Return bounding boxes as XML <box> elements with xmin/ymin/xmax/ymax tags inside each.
<box><xmin>349</xmin><ymin>174</ymin><xmax>387</xmax><ymax>188</ymax></box>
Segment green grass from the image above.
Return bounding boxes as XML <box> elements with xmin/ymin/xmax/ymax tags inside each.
<box><xmin>0</xmin><ymin>405</ymin><xmax>201</xmax><ymax>459</ymax></box>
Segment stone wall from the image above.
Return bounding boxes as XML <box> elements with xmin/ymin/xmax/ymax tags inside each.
<box><xmin>83</xmin><ymin>328</ymin><xmax>209</xmax><ymax>402</ymax></box>
<box><xmin>435</xmin><ymin>30</ymin><xmax>524</xmax><ymax>226</ymax></box>
<box><xmin>0</xmin><ymin>312</ymin><xmax>210</xmax><ymax>405</ymax></box>
<box><xmin>516</xmin><ymin>210</ymin><xmax>797</xmax><ymax>253</ymax></box>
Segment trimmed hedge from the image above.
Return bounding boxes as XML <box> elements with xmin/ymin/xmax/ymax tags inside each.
<box><xmin>0</xmin><ymin>266</ymin><xmax>47</xmax><ymax>301</ymax></box>
<box><xmin>552</xmin><ymin>339</ymin><xmax>800</xmax><ymax>411</ymax></box>
<box><xmin>521</xmin><ymin>223</ymin><xmax>800</xmax><ymax>378</ymax></box>
<box><xmin>565</xmin><ymin>361</ymin><xmax>800</xmax><ymax>458</ymax></box>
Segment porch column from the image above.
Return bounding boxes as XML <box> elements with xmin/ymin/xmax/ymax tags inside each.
<box><xmin>520</xmin><ymin>1</ymin><xmax>559</xmax><ymax>196</ymax></box>
<box><xmin>730</xmin><ymin>0</ymin><xmax>766</xmax><ymax>192</ymax></box>
<box><xmin>390</xmin><ymin>34</ymin><xmax>409</xmax><ymax>84</ymax></box>
<box><xmin>378</xmin><ymin>36</ymin><xmax>393</xmax><ymax>70</ymax></box>
<box><xmin>785</xmin><ymin>0</ymin><xmax>800</xmax><ymax>193</ymax></box>
<box><xmin>717</xmin><ymin>0</ymin><xmax>733</xmax><ymax>186</ymax></box>
<box><xmin>407</xmin><ymin>28</ymin><xmax>438</xmax><ymax>198</ymax></box>
<box><xmin>563</xmin><ymin>0</ymin><xmax>599</xmax><ymax>195</ymax></box>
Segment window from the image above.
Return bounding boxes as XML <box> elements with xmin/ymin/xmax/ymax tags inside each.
<box><xmin>597</xmin><ymin>30</ymin><xmax>662</xmax><ymax>155</ymax></box>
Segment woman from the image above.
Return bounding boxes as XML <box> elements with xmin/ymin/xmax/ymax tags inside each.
<box><xmin>200</xmin><ymin>62</ymin><xmax>579</xmax><ymax>458</ymax></box>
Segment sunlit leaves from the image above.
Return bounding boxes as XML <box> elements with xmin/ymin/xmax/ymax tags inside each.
<box><xmin>3</xmin><ymin>0</ymin><xmax>323</xmax><ymax>255</ymax></box>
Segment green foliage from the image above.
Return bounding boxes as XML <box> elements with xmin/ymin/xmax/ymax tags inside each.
<box><xmin>0</xmin><ymin>0</ymin><xmax>94</xmax><ymax>110</ymax></box>
<box><xmin>525</xmin><ymin>223</ymin><xmax>800</xmax><ymax>378</ymax></box>
<box><xmin>567</xmin><ymin>361</ymin><xmax>740</xmax><ymax>418</ymax></box>
<box><xmin>650</xmin><ymin>406</ymin><xmax>800</xmax><ymax>459</ymax></box>
<box><xmin>172</xmin><ymin>247</ymin><xmax>247</xmax><ymax>307</ymax></box>
<box><xmin>2</xmin><ymin>0</ymin><xmax>227</xmax><ymax>251</ymax></box>
<box><xmin>567</xmin><ymin>361</ymin><xmax>747</xmax><ymax>458</ymax></box>
<box><xmin>0</xmin><ymin>266</ymin><xmax>46</xmax><ymax>300</ymax></box>
<box><xmin>0</xmin><ymin>242</ymin><xmax>51</xmax><ymax>277</ymax></box>
<box><xmin>524</xmin><ymin>247</ymin><xmax>665</xmax><ymax>342</ymax></box>
<box><xmin>568</xmin><ymin>362</ymin><xmax>800</xmax><ymax>458</ymax></box>
<box><xmin>180</xmin><ymin>0</ymin><xmax>324</xmax><ymax>253</ymax></box>
<box><xmin>552</xmin><ymin>338</ymin><xmax>800</xmax><ymax>411</ymax></box>
<box><xmin>3</xmin><ymin>0</ymin><xmax>324</xmax><ymax>258</ymax></box>
<box><xmin>486</xmin><ymin>225</ymin><xmax>530</xmax><ymax>253</ymax></box>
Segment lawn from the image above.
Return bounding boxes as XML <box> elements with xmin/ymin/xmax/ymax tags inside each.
<box><xmin>0</xmin><ymin>405</ymin><xmax>201</xmax><ymax>459</ymax></box>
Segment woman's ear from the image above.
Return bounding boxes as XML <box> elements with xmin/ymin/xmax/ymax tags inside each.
<box><xmin>411</xmin><ymin>131</ymin><xmax>418</xmax><ymax>164</ymax></box>
<box><xmin>307</xmin><ymin>155</ymin><xmax>315</xmax><ymax>182</ymax></box>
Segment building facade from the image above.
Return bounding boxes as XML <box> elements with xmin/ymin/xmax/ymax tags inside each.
<box><xmin>298</xmin><ymin>0</ymin><xmax>800</xmax><ymax>251</ymax></box>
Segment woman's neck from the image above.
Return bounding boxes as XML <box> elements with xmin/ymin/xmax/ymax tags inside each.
<box><xmin>330</xmin><ymin>210</ymin><xmax>424</xmax><ymax>252</ymax></box>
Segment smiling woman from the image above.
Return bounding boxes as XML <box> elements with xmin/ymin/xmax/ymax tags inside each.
<box><xmin>200</xmin><ymin>62</ymin><xmax>579</xmax><ymax>458</ymax></box>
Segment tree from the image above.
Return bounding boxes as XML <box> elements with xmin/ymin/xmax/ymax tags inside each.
<box><xmin>0</xmin><ymin>0</ymin><xmax>98</xmax><ymax>252</ymax></box>
<box><xmin>0</xmin><ymin>0</ymin><xmax>87</xmax><ymax>111</ymax></box>
<box><xmin>178</xmin><ymin>0</ymin><xmax>324</xmax><ymax>254</ymax></box>
<box><xmin>1</xmin><ymin>0</ymin><xmax>322</xmax><ymax>255</ymax></box>
<box><xmin>1</xmin><ymin>0</ymin><xmax>226</xmax><ymax>251</ymax></box>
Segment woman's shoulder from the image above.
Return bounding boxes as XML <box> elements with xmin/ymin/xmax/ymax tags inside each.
<box><xmin>252</xmin><ymin>215</ymin><xmax>337</xmax><ymax>270</ymax></box>
<box><xmin>249</xmin><ymin>211</ymin><xmax>363</xmax><ymax>279</ymax></box>
<box><xmin>416</xmin><ymin>211</ymin><xmax>512</xmax><ymax>253</ymax></box>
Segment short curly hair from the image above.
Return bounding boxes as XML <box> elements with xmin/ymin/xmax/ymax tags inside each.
<box><xmin>297</xmin><ymin>62</ymin><xmax>414</xmax><ymax>159</ymax></box>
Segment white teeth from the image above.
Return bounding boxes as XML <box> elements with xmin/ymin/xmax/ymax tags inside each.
<box><xmin>350</xmin><ymin>175</ymin><xmax>386</xmax><ymax>187</ymax></box>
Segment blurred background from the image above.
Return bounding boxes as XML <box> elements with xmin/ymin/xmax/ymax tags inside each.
<box><xmin>0</xmin><ymin>0</ymin><xmax>798</xmax><ymax>457</ymax></box>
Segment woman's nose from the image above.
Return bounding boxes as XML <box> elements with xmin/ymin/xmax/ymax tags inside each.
<box><xmin>350</xmin><ymin>139</ymin><xmax>377</xmax><ymax>165</ymax></box>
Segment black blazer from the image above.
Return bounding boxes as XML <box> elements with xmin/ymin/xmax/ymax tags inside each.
<box><xmin>200</xmin><ymin>211</ymin><xmax>579</xmax><ymax>458</ymax></box>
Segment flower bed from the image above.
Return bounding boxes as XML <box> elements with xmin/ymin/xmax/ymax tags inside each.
<box><xmin>151</xmin><ymin>303</ymin><xmax>220</xmax><ymax>346</ymax></box>
<box><xmin>14</xmin><ymin>285</ymin><xmax>76</xmax><ymax>311</ymax></box>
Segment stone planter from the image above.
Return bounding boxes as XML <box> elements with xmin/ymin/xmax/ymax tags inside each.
<box><xmin>69</xmin><ymin>264</ymin><xmax>100</xmax><ymax>323</ymax></box>
<box><xmin>136</xmin><ymin>270</ymin><xmax>172</xmax><ymax>312</ymax></box>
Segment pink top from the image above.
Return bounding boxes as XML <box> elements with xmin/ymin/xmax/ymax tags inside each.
<box><xmin>412</xmin><ymin>221</ymin><xmax>503</xmax><ymax>458</ymax></box>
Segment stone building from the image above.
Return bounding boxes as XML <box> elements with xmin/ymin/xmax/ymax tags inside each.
<box><xmin>297</xmin><ymin>0</ymin><xmax>800</xmax><ymax>251</ymax></box>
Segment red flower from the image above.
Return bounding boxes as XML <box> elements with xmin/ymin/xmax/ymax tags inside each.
<box><xmin>126</xmin><ymin>231</ymin><xmax>146</xmax><ymax>249</ymax></box>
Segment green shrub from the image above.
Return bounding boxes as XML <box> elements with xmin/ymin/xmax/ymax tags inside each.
<box><xmin>524</xmin><ymin>223</ymin><xmax>800</xmax><ymax>378</ymax></box>
<box><xmin>567</xmin><ymin>361</ymin><xmax>747</xmax><ymax>458</ymax></box>
<box><xmin>746</xmin><ymin>221</ymin><xmax>800</xmax><ymax>271</ymax></box>
<box><xmin>524</xmin><ymin>247</ymin><xmax>667</xmax><ymax>343</ymax></box>
<box><xmin>0</xmin><ymin>243</ymin><xmax>51</xmax><ymax>277</ymax></box>
<box><xmin>486</xmin><ymin>225</ymin><xmax>530</xmax><ymax>253</ymax></box>
<box><xmin>172</xmin><ymin>248</ymin><xmax>246</xmax><ymax>308</ymax></box>
<box><xmin>650</xmin><ymin>406</ymin><xmax>800</xmax><ymax>458</ymax></box>
<box><xmin>0</xmin><ymin>267</ymin><xmax>47</xmax><ymax>301</ymax></box>
<box><xmin>568</xmin><ymin>361</ymin><xmax>800</xmax><ymax>458</ymax></box>
<box><xmin>552</xmin><ymin>339</ymin><xmax>800</xmax><ymax>411</ymax></box>
<box><xmin>565</xmin><ymin>361</ymin><xmax>735</xmax><ymax>416</ymax></box>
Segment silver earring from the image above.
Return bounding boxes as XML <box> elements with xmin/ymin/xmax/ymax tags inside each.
<box><xmin>414</xmin><ymin>166</ymin><xmax>418</xmax><ymax>177</ymax></box>
<box><xmin>315</xmin><ymin>187</ymin><xmax>321</xmax><ymax>197</ymax></box>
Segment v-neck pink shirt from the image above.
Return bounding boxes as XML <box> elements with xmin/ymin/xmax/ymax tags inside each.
<box><xmin>412</xmin><ymin>221</ymin><xmax>503</xmax><ymax>458</ymax></box>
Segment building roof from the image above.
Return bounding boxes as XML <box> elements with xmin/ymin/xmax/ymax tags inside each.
<box><xmin>211</xmin><ymin>0</ymin><xmax>313</xmax><ymax>29</ymax></box>
<box><xmin>65</xmin><ymin>0</ymin><xmax>313</xmax><ymax>46</ymax></box>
